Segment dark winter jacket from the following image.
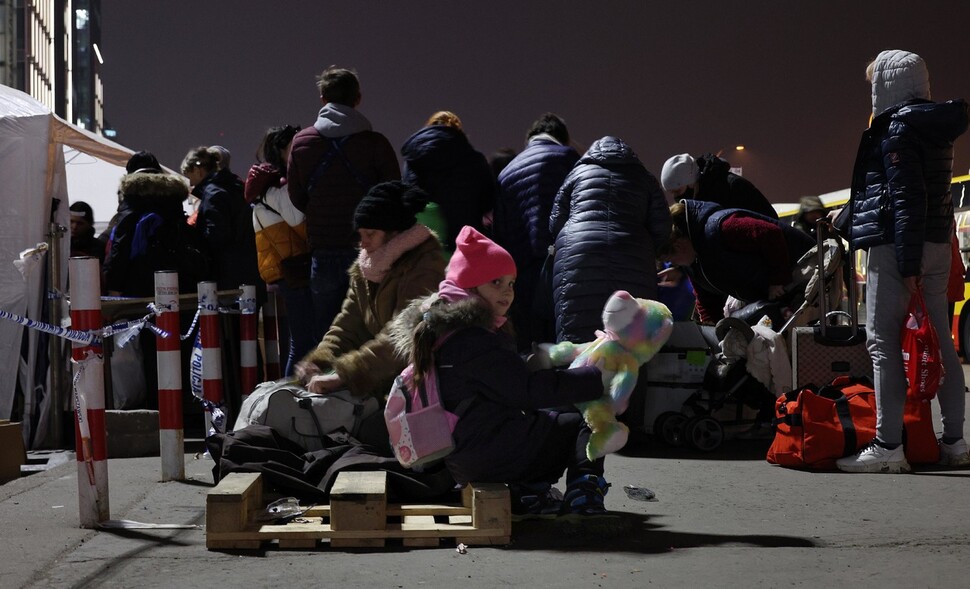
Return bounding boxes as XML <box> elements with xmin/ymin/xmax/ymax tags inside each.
<box><xmin>401</xmin><ymin>125</ymin><xmax>494</xmax><ymax>250</ymax></box>
<box><xmin>494</xmin><ymin>136</ymin><xmax>580</xmax><ymax>269</ymax></box>
<box><xmin>389</xmin><ymin>294</ymin><xmax>603</xmax><ymax>485</ymax></box>
<box><xmin>549</xmin><ymin>136</ymin><xmax>671</xmax><ymax>343</ymax></box>
<box><xmin>287</xmin><ymin>103</ymin><xmax>400</xmax><ymax>250</ymax></box>
<box><xmin>848</xmin><ymin>98</ymin><xmax>969</xmax><ymax>277</ymax></box>
<box><xmin>696</xmin><ymin>154</ymin><xmax>778</xmax><ymax>219</ymax></box>
<box><xmin>194</xmin><ymin>168</ymin><xmax>262</xmax><ymax>294</ymax></box>
<box><xmin>682</xmin><ymin>199</ymin><xmax>813</xmax><ymax>322</ymax></box>
<box><xmin>301</xmin><ymin>230</ymin><xmax>446</xmax><ymax>398</ymax></box>
<box><xmin>103</xmin><ymin>172</ymin><xmax>196</xmax><ymax>296</ymax></box>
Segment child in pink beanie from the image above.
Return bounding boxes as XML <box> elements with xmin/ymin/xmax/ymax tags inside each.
<box><xmin>389</xmin><ymin>225</ymin><xmax>612</xmax><ymax>516</ymax></box>
<box><xmin>436</xmin><ymin>226</ymin><xmax>518</xmax><ymax>327</ymax></box>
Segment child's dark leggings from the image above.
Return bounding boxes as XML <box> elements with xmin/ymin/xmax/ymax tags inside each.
<box><xmin>525</xmin><ymin>410</ymin><xmax>605</xmax><ymax>485</ymax></box>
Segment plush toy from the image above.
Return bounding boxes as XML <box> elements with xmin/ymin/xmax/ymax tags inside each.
<box><xmin>548</xmin><ymin>291</ymin><xmax>673</xmax><ymax>460</ymax></box>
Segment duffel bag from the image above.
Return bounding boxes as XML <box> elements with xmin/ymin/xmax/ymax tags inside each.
<box><xmin>233</xmin><ymin>379</ymin><xmax>380</xmax><ymax>452</ymax></box>
<box><xmin>767</xmin><ymin>376</ymin><xmax>877</xmax><ymax>470</ymax></box>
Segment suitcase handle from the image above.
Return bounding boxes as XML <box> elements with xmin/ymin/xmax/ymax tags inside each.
<box><xmin>815</xmin><ymin>218</ymin><xmax>860</xmax><ymax>338</ymax></box>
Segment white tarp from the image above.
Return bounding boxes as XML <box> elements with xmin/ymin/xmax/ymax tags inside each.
<box><xmin>0</xmin><ymin>84</ymin><xmax>139</xmax><ymax>446</ymax></box>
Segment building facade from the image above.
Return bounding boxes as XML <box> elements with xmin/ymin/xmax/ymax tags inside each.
<box><xmin>0</xmin><ymin>0</ymin><xmax>103</xmax><ymax>133</ymax></box>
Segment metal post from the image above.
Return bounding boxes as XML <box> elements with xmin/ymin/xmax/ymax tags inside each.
<box><xmin>48</xmin><ymin>220</ymin><xmax>66</xmax><ymax>448</ymax></box>
<box><xmin>239</xmin><ymin>284</ymin><xmax>258</xmax><ymax>401</ymax></box>
<box><xmin>198</xmin><ymin>281</ymin><xmax>223</xmax><ymax>435</ymax></box>
<box><xmin>69</xmin><ymin>256</ymin><xmax>109</xmax><ymax>527</ymax></box>
<box><xmin>155</xmin><ymin>271</ymin><xmax>184</xmax><ymax>481</ymax></box>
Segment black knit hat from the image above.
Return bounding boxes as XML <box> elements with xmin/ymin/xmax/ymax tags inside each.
<box><xmin>353</xmin><ymin>181</ymin><xmax>430</xmax><ymax>232</ymax></box>
<box><xmin>125</xmin><ymin>150</ymin><xmax>162</xmax><ymax>174</ymax></box>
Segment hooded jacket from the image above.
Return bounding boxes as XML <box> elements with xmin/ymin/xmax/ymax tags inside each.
<box><xmin>494</xmin><ymin>135</ymin><xmax>580</xmax><ymax>268</ymax></box>
<box><xmin>696</xmin><ymin>154</ymin><xmax>778</xmax><ymax>219</ymax></box>
<box><xmin>287</xmin><ymin>103</ymin><xmax>400</xmax><ymax>250</ymax></box>
<box><xmin>388</xmin><ymin>293</ymin><xmax>602</xmax><ymax>484</ymax></box>
<box><xmin>848</xmin><ymin>50</ymin><xmax>969</xmax><ymax>277</ymax></box>
<box><xmin>301</xmin><ymin>231</ymin><xmax>446</xmax><ymax>398</ymax></box>
<box><xmin>103</xmin><ymin>172</ymin><xmax>194</xmax><ymax>295</ymax></box>
<box><xmin>401</xmin><ymin>125</ymin><xmax>495</xmax><ymax>251</ymax></box>
<box><xmin>248</xmin><ymin>163</ymin><xmax>309</xmax><ymax>285</ymax></box>
<box><xmin>549</xmin><ymin>136</ymin><xmax>671</xmax><ymax>343</ymax></box>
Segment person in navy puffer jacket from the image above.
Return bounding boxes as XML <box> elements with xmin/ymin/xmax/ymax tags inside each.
<box><xmin>401</xmin><ymin>111</ymin><xmax>495</xmax><ymax>254</ymax></box>
<box><xmin>836</xmin><ymin>50</ymin><xmax>970</xmax><ymax>473</ymax></box>
<box><xmin>550</xmin><ymin>136</ymin><xmax>671</xmax><ymax>343</ymax></box>
<box><xmin>494</xmin><ymin>113</ymin><xmax>580</xmax><ymax>351</ymax></box>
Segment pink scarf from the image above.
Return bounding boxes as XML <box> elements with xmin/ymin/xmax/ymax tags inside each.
<box><xmin>357</xmin><ymin>224</ymin><xmax>432</xmax><ymax>283</ymax></box>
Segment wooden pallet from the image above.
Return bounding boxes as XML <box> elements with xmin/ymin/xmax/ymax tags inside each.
<box><xmin>206</xmin><ymin>471</ymin><xmax>511</xmax><ymax>550</ymax></box>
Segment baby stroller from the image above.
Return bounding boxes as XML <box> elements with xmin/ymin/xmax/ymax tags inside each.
<box><xmin>653</xmin><ymin>234</ymin><xmax>847</xmax><ymax>452</ymax></box>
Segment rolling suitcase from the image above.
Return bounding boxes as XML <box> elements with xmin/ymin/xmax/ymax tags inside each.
<box><xmin>790</xmin><ymin>220</ymin><xmax>873</xmax><ymax>389</ymax></box>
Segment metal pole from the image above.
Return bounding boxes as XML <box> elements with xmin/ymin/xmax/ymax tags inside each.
<box><xmin>155</xmin><ymin>271</ymin><xmax>184</xmax><ymax>481</ymax></box>
<box><xmin>69</xmin><ymin>256</ymin><xmax>110</xmax><ymax>527</ymax></box>
<box><xmin>48</xmin><ymin>220</ymin><xmax>66</xmax><ymax>448</ymax></box>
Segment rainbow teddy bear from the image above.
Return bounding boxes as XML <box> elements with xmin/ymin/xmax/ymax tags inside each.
<box><xmin>549</xmin><ymin>291</ymin><xmax>673</xmax><ymax>460</ymax></box>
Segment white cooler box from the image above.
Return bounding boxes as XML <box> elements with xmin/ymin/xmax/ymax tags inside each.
<box><xmin>632</xmin><ymin>322</ymin><xmax>719</xmax><ymax>434</ymax></box>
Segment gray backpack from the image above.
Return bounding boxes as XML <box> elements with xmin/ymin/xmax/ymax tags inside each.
<box><xmin>233</xmin><ymin>379</ymin><xmax>380</xmax><ymax>451</ymax></box>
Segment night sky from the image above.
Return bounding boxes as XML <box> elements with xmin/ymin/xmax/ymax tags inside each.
<box><xmin>100</xmin><ymin>1</ymin><xmax>970</xmax><ymax>204</ymax></box>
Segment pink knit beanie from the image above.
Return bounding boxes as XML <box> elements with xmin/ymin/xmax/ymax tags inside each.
<box><xmin>446</xmin><ymin>226</ymin><xmax>517</xmax><ymax>288</ymax></box>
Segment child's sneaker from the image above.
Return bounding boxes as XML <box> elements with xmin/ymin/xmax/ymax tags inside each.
<box><xmin>938</xmin><ymin>438</ymin><xmax>970</xmax><ymax>467</ymax></box>
<box><xmin>510</xmin><ymin>483</ymin><xmax>562</xmax><ymax>519</ymax></box>
<box><xmin>836</xmin><ymin>440</ymin><xmax>911</xmax><ymax>473</ymax></box>
<box><xmin>559</xmin><ymin>474</ymin><xmax>611</xmax><ymax>516</ymax></box>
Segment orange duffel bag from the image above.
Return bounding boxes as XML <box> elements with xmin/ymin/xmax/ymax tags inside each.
<box><xmin>768</xmin><ymin>375</ymin><xmax>939</xmax><ymax>469</ymax></box>
<box><xmin>767</xmin><ymin>376</ymin><xmax>877</xmax><ymax>470</ymax></box>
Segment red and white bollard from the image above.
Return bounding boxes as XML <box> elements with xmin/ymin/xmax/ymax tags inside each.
<box><xmin>197</xmin><ymin>281</ymin><xmax>223</xmax><ymax>434</ymax></box>
<box><xmin>239</xmin><ymin>284</ymin><xmax>258</xmax><ymax>399</ymax></box>
<box><xmin>155</xmin><ymin>271</ymin><xmax>184</xmax><ymax>481</ymax></box>
<box><xmin>69</xmin><ymin>256</ymin><xmax>109</xmax><ymax>527</ymax></box>
<box><xmin>263</xmin><ymin>289</ymin><xmax>281</xmax><ymax>381</ymax></box>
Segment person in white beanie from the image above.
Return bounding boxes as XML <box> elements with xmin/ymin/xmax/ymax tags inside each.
<box><xmin>836</xmin><ymin>50</ymin><xmax>970</xmax><ymax>473</ymax></box>
<box><xmin>659</xmin><ymin>152</ymin><xmax>777</xmax><ymax>219</ymax></box>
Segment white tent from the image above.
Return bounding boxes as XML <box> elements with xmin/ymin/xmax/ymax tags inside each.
<box><xmin>0</xmin><ymin>84</ymin><xmax>139</xmax><ymax>447</ymax></box>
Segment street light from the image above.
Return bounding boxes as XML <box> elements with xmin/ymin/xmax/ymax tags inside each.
<box><xmin>715</xmin><ymin>145</ymin><xmax>745</xmax><ymax>157</ymax></box>
<box><xmin>715</xmin><ymin>145</ymin><xmax>747</xmax><ymax>176</ymax></box>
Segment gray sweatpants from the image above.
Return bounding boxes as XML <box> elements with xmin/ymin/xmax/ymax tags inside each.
<box><xmin>866</xmin><ymin>242</ymin><xmax>966</xmax><ymax>445</ymax></box>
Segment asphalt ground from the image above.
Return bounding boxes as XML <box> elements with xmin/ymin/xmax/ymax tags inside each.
<box><xmin>2</xmin><ymin>369</ymin><xmax>969</xmax><ymax>589</ymax></box>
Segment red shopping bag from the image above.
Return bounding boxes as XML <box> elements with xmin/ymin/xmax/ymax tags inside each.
<box><xmin>901</xmin><ymin>288</ymin><xmax>944</xmax><ymax>401</ymax></box>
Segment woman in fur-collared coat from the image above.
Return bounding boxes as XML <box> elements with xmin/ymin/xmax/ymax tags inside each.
<box><xmin>295</xmin><ymin>182</ymin><xmax>446</xmax><ymax>399</ymax></box>
<box><xmin>103</xmin><ymin>170</ymin><xmax>198</xmax><ymax>296</ymax></box>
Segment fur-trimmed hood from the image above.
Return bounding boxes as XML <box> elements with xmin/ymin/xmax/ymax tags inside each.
<box><xmin>118</xmin><ymin>172</ymin><xmax>189</xmax><ymax>211</ymax></box>
<box><xmin>387</xmin><ymin>292</ymin><xmax>495</xmax><ymax>360</ymax></box>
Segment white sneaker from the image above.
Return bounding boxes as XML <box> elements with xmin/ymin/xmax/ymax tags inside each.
<box><xmin>836</xmin><ymin>441</ymin><xmax>912</xmax><ymax>473</ymax></box>
<box><xmin>938</xmin><ymin>439</ymin><xmax>970</xmax><ymax>467</ymax></box>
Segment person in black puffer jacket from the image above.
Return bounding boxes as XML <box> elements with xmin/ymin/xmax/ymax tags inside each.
<box><xmin>401</xmin><ymin>111</ymin><xmax>495</xmax><ymax>253</ymax></box>
<box><xmin>493</xmin><ymin>113</ymin><xmax>580</xmax><ymax>351</ymax></box>
<box><xmin>659</xmin><ymin>199</ymin><xmax>813</xmax><ymax>325</ymax></box>
<box><xmin>660</xmin><ymin>152</ymin><xmax>777</xmax><ymax>219</ymax></box>
<box><xmin>549</xmin><ymin>136</ymin><xmax>671</xmax><ymax>343</ymax></box>
<box><xmin>836</xmin><ymin>50</ymin><xmax>970</xmax><ymax>473</ymax></box>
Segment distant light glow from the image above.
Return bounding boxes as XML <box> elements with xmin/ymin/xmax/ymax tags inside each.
<box><xmin>75</xmin><ymin>9</ymin><xmax>89</xmax><ymax>29</ymax></box>
<box><xmin>93</xmin><ymin>43</ymin><xmax>104</xmax><ymax>65</ymax></box>
<box><xmin>735</xmin><ymin>145</ymin><xmax>745</xmax><ymax>151</ymax></box>
<box><xmin>104</xmin><ymin>129</ymin><xmax>117</xmax><ymax>138</ymax></box>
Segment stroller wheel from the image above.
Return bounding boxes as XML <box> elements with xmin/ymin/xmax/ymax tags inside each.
<box><xmin>685</xmin><ymin>416</ymin><xmax>724</xmax><ymax>452</ymax></box>
<box><xmin>656</xmin><ymin>412</ymin><xmax>688</xmax><ymax>447</ymax></box>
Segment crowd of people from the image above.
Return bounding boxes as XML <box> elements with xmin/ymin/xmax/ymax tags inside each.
<box><xmin>77</xmin><ymin>50</ymin><xmax>970</xmax><ymax>515</ymax></box>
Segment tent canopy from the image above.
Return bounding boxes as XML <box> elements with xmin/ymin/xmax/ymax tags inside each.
<box><xmin>0</xmin><ymin>83</ymin><xmax>180</xmax><ymax>445</ymax></box>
